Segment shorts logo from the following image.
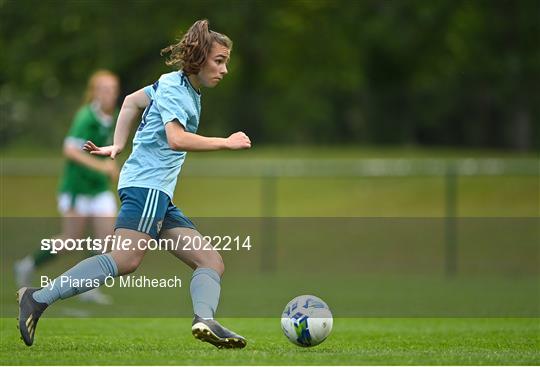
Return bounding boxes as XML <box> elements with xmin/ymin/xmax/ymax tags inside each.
<box><xmin>156</xmin><ymin>220</ymin><xmax>163</xmax><ymax>234</ymax></box>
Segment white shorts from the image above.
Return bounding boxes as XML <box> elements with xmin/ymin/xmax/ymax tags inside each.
<box><xmin>58</xmin><ymin>191</ymin><xmax>118</xmax><ymax>216</ymax></box>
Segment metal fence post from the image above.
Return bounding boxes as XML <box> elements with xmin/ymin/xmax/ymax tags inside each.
<box><xmin>261</xmin><ymin>171</ymin><xmax>277</xmax><ymax>272</ymax></box>
<box><xmin>445</xmin><ymin>161</ymin><xmax>458</xmax><ymax>276</ymax></box>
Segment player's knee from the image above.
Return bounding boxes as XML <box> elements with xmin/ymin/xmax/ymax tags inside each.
<box><xmin>213</xmin><ymin>256</ymin><xmax>225</xmax><ymax>276</ymax></box>
<box><xmin>208</xmin><ymin>252</ymin><xmax>224</xmax><ymax>276</ymax></box>
<box><xmin>115</xmin><ymin>253</ymin><xmax>144</xmax><ymax>275</ymax></box>
<box><xmin>123</xmin><ymin>258</ymin><xmax>141</xmax><ymax>274</ymax></box>
<box><xmin>195</xmin><ymin>251</ymin><xmax>224</xmax><ymax>276</ymax></box>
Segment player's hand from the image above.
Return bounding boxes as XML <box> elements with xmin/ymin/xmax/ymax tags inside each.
<box><xmin>226</xmin><ymin>132</ymin><xmax>251</xmax><ymax>150</ymax></box>
<box><xmin>84</xmin><ymin>141</ymin><xmax>122</xmax><ymax>159</ymax></box>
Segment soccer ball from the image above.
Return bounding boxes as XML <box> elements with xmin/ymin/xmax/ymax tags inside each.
<box><xmin>281</xmin><ymin>295</ymin><xmax>333</xmax><ymax>347</ymax></box>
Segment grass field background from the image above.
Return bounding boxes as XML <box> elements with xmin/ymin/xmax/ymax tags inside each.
<box><xmin>1</xmin><ymin>146</ymin><xmax>538</xmax><ymax>364</ymax></box>
<box><xmin>1</xmin><ymin>318</ymin><xmax>538</xmax><ymax>365</ymax></box>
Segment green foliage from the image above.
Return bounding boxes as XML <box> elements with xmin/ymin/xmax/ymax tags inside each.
<box><xmin>1</xmin><ymin>0</ymin><xmax>538</xmax><ymax>149</ymax></box>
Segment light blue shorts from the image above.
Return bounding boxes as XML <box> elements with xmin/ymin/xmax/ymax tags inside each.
<box><xmin>115</xmin><ymin>187</ymin><xmax>195</xmax><ymax>239</ymax></box>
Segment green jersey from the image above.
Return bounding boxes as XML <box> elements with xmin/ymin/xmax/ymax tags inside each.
<box><xmin>58</xmin><ymin>104</ymin><xmax>116</xmax><ymax>196</ymax></box>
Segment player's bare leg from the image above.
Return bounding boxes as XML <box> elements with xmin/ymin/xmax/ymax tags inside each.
<box><xmin>109</xmin><ymin>228</ymin><xmax>149</xmax><ymax>275</ymax></box>
<box><xmin>162</xmin><ymin>227</ymin><xmax>247</xmax><ymax>349</ymax></box>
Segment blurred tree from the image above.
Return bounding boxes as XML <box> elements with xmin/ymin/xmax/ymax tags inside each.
<box><xmin>1</xmin><ymin>0</ymin><xmax>538</xmax><ymax>150</ymax></box>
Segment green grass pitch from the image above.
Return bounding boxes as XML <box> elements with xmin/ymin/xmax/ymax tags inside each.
<box><xmin>1</xmin><ymin>318</ymin><xmax>538</xmax><ymax>365</ymax></box>
<box><xmin>1</xmin><ymin>148</ymin><xmax>538</xmax><ymax>364</ymax></box>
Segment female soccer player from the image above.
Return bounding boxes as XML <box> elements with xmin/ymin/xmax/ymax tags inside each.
<box><xmin>14</xmin><ymin>70</ymin><xmax>119</xmax><ymax>304</ymax></box>
<box><xmin>17</xmin><ymin>20</ymin><xmax>250</xmax><ymax>349</ymax></box>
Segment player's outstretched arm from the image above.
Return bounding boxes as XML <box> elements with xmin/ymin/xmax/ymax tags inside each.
<box><xmin>164</xmin><ymin>121</ymin><xmax>251</xmax><ymax>152</ymax></box>
<box><xmin>65</xmin><ymin>142</ymin><xmax>118</xmax><ymax>179</ymax></box>
<box><xmin>85</xmin><ymin>89</ymin><xmax>150</xmax><ymax>159</ymax></box>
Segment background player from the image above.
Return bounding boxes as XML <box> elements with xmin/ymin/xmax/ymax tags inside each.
<box><xmin>14</xmin><ymin>70</ymin><xmax>120</xmax><ymax>305</ymax></box>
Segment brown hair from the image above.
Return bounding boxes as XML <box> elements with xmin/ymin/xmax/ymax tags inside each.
<box><xmin>161</xmin><ymin>19</ymin><xmax>232</xmax><ymax>74</ymax></box>
<box><xmin>83</xmin><ymin>69</ymin><xmax>119</xmax><ymax>104</ymax></box>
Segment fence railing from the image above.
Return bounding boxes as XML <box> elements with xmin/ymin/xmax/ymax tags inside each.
<box><xmin>2</xmin><ymin>157</ymin><xmax>538</xmax><ymax>275</ymax></box>
<box><xmin>2</xmin><ymin>157</ymin><xmax>539</xmax><ymax>177</ymax></box>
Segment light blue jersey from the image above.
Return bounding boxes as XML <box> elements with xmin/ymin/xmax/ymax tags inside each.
<box><xmin>118</xmin><ymin>71</ymin><xmax>201</xmax><ymax>198</ymax></box>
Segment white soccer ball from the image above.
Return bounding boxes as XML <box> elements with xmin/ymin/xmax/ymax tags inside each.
<box><xmin>281</xmin><ymin>295</ymin><xmax>333</xmax><ymax>347</ymax></box>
